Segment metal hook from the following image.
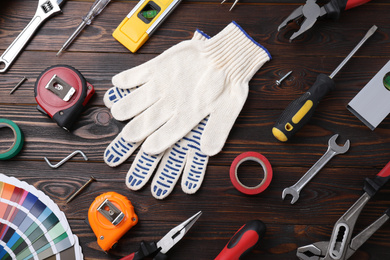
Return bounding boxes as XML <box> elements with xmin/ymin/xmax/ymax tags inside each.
<box><xmin>44</xmin><ymin>150</ymin><xmax>88</xmax><ymax>169</ymax></box>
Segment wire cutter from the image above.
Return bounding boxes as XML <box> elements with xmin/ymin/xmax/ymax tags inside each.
<box><xmin>120</xmin><ymin>211</ymin><xmax>202</xmax><ymax>260</ymax></box>
<box><xmin>296</xmin><ymin>161</ymin><xmax>390</xmax><ymax>260</ymax></box>
<box><xmin>278</xmin><ymin>0</ymin><xmax>372</xmax><ymax>42</ymax></box>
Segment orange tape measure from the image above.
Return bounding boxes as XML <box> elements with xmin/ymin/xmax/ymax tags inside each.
<box><xmin>88</xmin><ymin>192</ymin><xmax>138</xmax><ymax>251</ymax></box>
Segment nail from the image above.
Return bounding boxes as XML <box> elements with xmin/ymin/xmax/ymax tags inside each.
<box><xmin>66</xmin><ymin>176</ymin><xmax>96</xmax><ymax>203</ymax></box>
<box><xmin>10</xmin><ymin>77</ymin><xmax>27</xmax><ymax>94</ymax></box>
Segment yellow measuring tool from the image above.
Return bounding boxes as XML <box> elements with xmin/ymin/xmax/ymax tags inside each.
<box><xmin>113</xmin><ymin>0</ymin><xmax>182</xmax><ymax>53</ymax></box>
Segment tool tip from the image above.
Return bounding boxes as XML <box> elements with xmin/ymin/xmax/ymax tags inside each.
<box><xmin>229</xmin><ymin>1</ymin><xmax>238</xmax><ymax>11</ymax></box>
<box><xmin>56</xmin><ymin>49</ymin><xmax>63</xmax><ymax>57</ymax></box>
<box><xmin>366</xmin><ymin>25</ymin><xmax>378</xmax><ymax>37</ymax></box>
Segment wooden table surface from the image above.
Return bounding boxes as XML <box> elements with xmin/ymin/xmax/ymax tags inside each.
<box><xmin>1</xmin><ymin>0</ymin><xmax>390</xmax><ymax>259</ymax></box>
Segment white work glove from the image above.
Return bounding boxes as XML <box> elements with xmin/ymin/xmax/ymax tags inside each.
<box><xmin>104</xmin><ymin>30</ymin><xmax>210</xmax><ymax>199</ymax></box>
<box><xmin>108</xmin><ymin>22</ymin><xmax>271</xmax><ymax>157</ymax></box>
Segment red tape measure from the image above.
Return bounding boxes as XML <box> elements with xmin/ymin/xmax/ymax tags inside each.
<box><xmin>34</xmin><ymin>65</ymin><xmax>95</xmax><ymax>131</ymax></box>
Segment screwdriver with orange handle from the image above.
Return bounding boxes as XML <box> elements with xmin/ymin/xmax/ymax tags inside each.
<box><xmin>214</xmin><ymin>220</ymin><xmax>266</xmax><ymax>260</ymax></box>
<box><xmin>272</xmin><ymin>25</ymin><xmax>377</xmax><ymax>142</ymax></box>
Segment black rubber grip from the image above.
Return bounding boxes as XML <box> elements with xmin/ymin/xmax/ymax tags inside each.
<box><xmin>324</xmin><ymin>0</ymin><xmax>348</xmax><ymax>20</ymax></box>
<box><xmin>273</xmin><ymin>74</ymin><xmax>335</xmax><ymax>142</ymax></box>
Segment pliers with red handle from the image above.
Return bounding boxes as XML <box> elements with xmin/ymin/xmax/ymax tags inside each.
<box><xmin>278</xmin><ymin>0</ymin><xmax>372</xmax><ymax>41</ymax></box>
<box><xmin>296</xmin><ymin>161</ymin><xmax>390</xmax><ymax>260</ymax></box>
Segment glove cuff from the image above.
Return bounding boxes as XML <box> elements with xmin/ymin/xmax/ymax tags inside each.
<box><xmin>205</xmin><ymin>21</ymin><xmax>271</xmax><ymax>83</ymax></box>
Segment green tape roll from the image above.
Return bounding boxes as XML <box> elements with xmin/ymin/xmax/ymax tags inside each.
<box><xmin>0</xmin><ymin>119</ymin><xmax>24</xmax><ymax>160</ymax></box>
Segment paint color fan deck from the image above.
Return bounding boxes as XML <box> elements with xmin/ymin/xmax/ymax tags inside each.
<box><xmin>0</xmin><ymin>174</ymin><xmax>83</xmax><ymax>260</ymax></box>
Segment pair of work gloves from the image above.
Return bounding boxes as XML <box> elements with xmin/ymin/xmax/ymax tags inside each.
<box><xmin>104</xmin><ymin>22</ymin><xmax>271</xmax><ymax>199</ymax></box>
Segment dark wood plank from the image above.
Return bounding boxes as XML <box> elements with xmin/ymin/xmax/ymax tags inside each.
<box><xmin>1</xmin><ymin>54</ymin><xmax>390</xmax><ymax>112</ymax></box>
<box><xmin>1</xmin><ymin>161</ymin><xmax>388</xmax><ymax>225</ymax></box>
<box><xmin>0</xmin><ymin>164</ymin><xmax>389</xmax><ymax>259</ymax></box>
<box><xmin>1</xmin><ymin>0</ymin><xmax>390</xmax><ymax>259</ymax></box>
<box><xmin>0</xmin><ymin>1</ymin><xmax>389</xmax><ymax>56</ymax></box>
<box><xmin>1</xmin><ymin>106</ymin><xmax>389</xmax><ymax>166</ymax></box>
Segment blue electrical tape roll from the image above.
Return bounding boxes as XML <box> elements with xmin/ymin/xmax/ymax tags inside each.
<box><xmin>0</xmin><ymin>119</ymin><xmax>24</xmax><ymax>160</ymax></box>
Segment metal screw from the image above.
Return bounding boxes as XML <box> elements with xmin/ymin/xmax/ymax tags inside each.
<box><xmin>9</xmin><ymin>77</ymin><xmax>27</xmax><ymax>94</ymax></box>
<box><xmin>276</xmin><ymin>71</ymin><xmax>292</xmax><ymax>85</ymax></box>
<box><xmin>66</xmin><ymin>176</ymin><xmax>96</xmax><ymax>203</ymax></box>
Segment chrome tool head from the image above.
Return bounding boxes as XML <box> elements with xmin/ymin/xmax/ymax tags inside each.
<box><xmin>328</xmin><ymin>134</ymin><xmax>350</xmax><ymax>155</ymax></box>
<box><xmin>278</xmin><ymin>0</ymin><xmax>327</xmax><ymax>41</ymax></box>
<box><xmin>157</xmin><ymin>211</ymin><xmax>202</xmax><ymax>254</ymax></box>
<box><xmin>282</xmin><ymin>187</ymin><xmax>300</xmax><ymax>204</ymax></box>
<box><xmin>278</xmin><ymin>5</ymin><xmax>304</xmax><ymax>31</ymax></box>
<box><xmin>296</xmin><ymin>242</ymin><xmax>328</xmax><ymax>260</ymax></box>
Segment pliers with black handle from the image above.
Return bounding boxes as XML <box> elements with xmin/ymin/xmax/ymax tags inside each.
<box><xmin>120</xmin><ymin>211</ymin><xmax>201</xmax><ymax>260</ymax></box>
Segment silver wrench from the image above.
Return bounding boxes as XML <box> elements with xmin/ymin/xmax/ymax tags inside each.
<box><xmin>0</xmin><ymin>0</ymin><xmax>66</xmax><ymax>73</ymax></box>
<box><xmin>282</xmin><ymin>134</ymin><xmax>350</xmax><ymax>204</ymax></box>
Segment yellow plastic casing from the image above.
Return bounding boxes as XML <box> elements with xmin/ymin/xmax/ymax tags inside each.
<box><xmin>113</xmin><ymin>0</ymin><xmax>178</xmax><ymax>53</ymax></box>
<box><xmin>272</xmin><ymin>127</ymin><xmax>287</xmax><ymax>142</ymax></box>
<box><xmin>292</xmin><ymin>100</ymin><xmax>313</xmax><ymax>124</ymax></box>
<box><xmin>88</xmin><ymin>192</ymin><xmax>138</xmax><ymax>251</ymax></box>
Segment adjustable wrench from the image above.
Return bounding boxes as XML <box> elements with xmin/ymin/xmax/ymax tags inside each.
<box><xmin>282</xmin><ymin>134</ymin><xmax>350</xmax><ymax>204</ymax></box>
<box><xmin>0</xmin><ymin>0</ymin><xmax>66</xmax><ymax>73</ymax></box>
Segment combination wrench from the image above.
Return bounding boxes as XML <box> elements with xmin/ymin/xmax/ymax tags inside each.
<box><xmin>282</xmin><ymin>134</ymin><xmax>350</xmax><ymax>204</ymax></box>
<box><xmin>0</xmin><ymin>0</ymin><xmax>66</xmax><ymax>73</ymax></box>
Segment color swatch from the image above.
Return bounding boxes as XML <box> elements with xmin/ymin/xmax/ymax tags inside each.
<box><xmin>0</xmin><ymin>174</ymin><xmax>83</xmax><ymax>260</ymax></box>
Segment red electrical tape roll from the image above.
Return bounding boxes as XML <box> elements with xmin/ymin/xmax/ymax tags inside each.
<box><xmin>230</xmin><ymin>152</ymin><xmax>273</xmax><ymax>195</ymax></box>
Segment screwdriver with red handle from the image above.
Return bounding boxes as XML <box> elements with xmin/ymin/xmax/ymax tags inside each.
<box><xmin>272</xmin><ymin>25</ymin><xmax>377</xmax><ymax>142</ymax></box>
<box><xmin>215</xmin><ymin>220</ymin><xmax>266</xmax><ymax>260</ymax></box>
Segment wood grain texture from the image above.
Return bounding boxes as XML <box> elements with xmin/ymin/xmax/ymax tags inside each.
<box><xmin>1</xmin><ymin>0</ymin><xmax>390</xmax><ymax>259</ymax></box>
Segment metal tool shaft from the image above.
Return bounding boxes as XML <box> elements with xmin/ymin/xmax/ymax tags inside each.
<box><xmin>330</xmin><ymin>25</ymin><xmax>377</xmax><ymax>79</ymax></box>
<box><xmin>57</xmin><ymin>22</ymin><xmax>87</xmax><ymax>56</ymax></box>
<box><xmin>56</xmin><ymin>0</ymin><xmax>111</xmax><ymax>56</ymax></box>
